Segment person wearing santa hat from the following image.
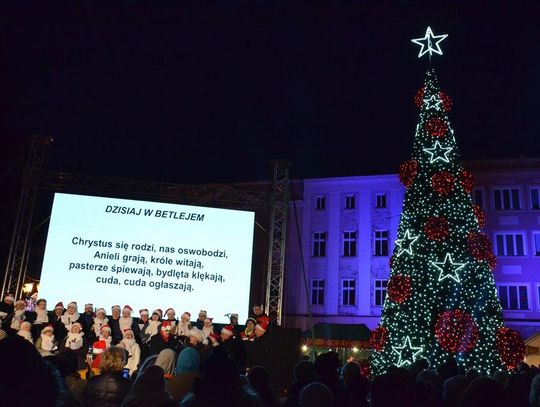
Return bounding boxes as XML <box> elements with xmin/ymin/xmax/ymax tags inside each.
<box><xmin>137</xmin><ymin>308</ymin><xmax>149</xmax><ymax>332</ymax></box>
<box><xmin>118</xmin><ymin>305</ymin><xmax>141</xmax><ymax>345</ymax></box>
<box><xmin>0</xmin><ymin>292</ymin><xmax>15</xmax><ymax>330</ymax></box>
<box><xmin>90</xmin><ymin>324</ymin><xmax>112</xmax><ymax>369</ymax></box>
<box><xmin>193</xmin><ymin>310</ymin><xmax>207</xmax><ymax>330</ymax></box>
<box><xmin>31</xmin><ymin>298</ymin><xmax>49</xmax><ymax>340</ymax></box>
<box><xmin>50</xmin><ymin>302</ymin><xmax>68</xmax><ymax>343</ymax></box>
<box><xmin>251</xmin><ymin>304</ymin><xmax>270</xmax><ymax>336</ymax></box>
<box><xmin>10</xmin><ymin>299</ymin><xmax>27</xmax><ymax>331</ymax></box>
<box><xmin>148</xmin><ymin>320</ymin><xmax>182</xmax><ymax>356</ymax></box>
<box><xmin>90</xmin><ymin>308</ymin><xmax>109</xmax><ymax>343</ymax></box>
<box><xmin>141</xmin><ymin>309</ymin><xmax>162</xmax><ymax>343</ymax></box>
<box><xmin>60</xmin><ymin>322</ymin><xmax>88</xmax><ymax>369</ymax></box>
<box><xmin>164</xmin><ymin>308</ymin><xmax>177</xmax><ymax>328</ymax></box>
<box><xmin>176</xmin><ymin>312</ymin><xmax>192</xmax><ymax>338</ymax></box>
<box><xmin>108</xmin><ymin>304</ymin><xmax>122</xmax><ymax>344</ymax></box>
<box><xmin>118</xmin><ymin>328</ymin><xmax>141</xmax><ymax>376</ymax></box>
<box><xmin>61</xmin><ymin>301</ymin><xmax>86</xmax><ymax>335</ymax></box>
<box><xmin>35</xmin><ymin>324</ymin><xmax>59</xmax><ymax>356</ymax></box>
<box><xmin>201</xmin><ymin>317</ymin><xmax>214</xmax><ymax>345</ymax></box>
<box><xmin>17</xmin><ymin>320</ymin><xmax>34</xmax><ymax>344</ymax></box>
<box><xmin>81</xmin><ymin>303</ymin><xmax>94</xmax><ymax>329</ymax></box>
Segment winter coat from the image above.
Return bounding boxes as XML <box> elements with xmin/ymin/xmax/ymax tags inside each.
<box><xmin>83</xmin><ymin>371</ymin><xmax>131</xmax><ymax>407</ymax></box>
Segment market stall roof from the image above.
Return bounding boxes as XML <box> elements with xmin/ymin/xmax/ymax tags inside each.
<box><xmin>302</xmin><ymin>322</ymin><xmax>372</xmax><ymax>348</ymax></box>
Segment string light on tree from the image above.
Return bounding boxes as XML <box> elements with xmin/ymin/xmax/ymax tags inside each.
<box><xmin>395</xmin><ymin>229</ymin><xmax>419</xmax><ymax>257</ymax></box>
<box><xmin>392</xmin><ymin>336</ymin><xmax>423</xmax><ymax>367</ymax></box>
<box><xmin>424</xmin><ymin>94</ymin><xmax>443</xmax><ymax>110</ymax></box>
<box><xmin>431</xmin><ymin>253</ymin><xmax>466</xmax><ymax>283</ymax></box>
<box><xmin>423</xmin><ymin>141</ymin><xmax>453</xmax><ymax>163</ymax></box>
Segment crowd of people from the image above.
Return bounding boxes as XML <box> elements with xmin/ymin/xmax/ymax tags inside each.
<box><xmin>3</xmin><ymin>292</ymin><xmax>540</xmax><ymax>406</ymax></box>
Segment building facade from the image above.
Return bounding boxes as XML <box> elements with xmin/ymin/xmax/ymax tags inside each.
<box><xmin>283</xmin><ymin>159</ymin><xmax>540</xmax><ymax>340</ymax></box>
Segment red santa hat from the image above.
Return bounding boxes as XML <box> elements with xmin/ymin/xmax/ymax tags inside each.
<box><xmin>152</xmin><ymin>309</ymin><xmax>163</xmax><ymax>318</ymax></box>
<box><xmin>182</xmin><ymin>311</ymin><xmax>191</xmax><ymax>318</ymax></box>
<box><xmin>72</xmin><ymin>322</ymin><xmax>83</xmax><ymax>331</ymax></box>
<box><xmin>100</xmin><ymin>324</ymin><xmax>111</xmax><ymax>334</ymax></box>
<box><xmin>67</xmin><ymin>301</ymin><xmax>77</xmax><ymax>309</ymax></box>
<box><xmin>55</xmin><ymin>302</ymin><xmax>65</xmax><ymax>310</ymax></box>
<box><xmin>20</xmin><ymin>321</ymin><xmax>32</xmax><ymax>330</ymax></box>
<box><xmin>92</xmin><ymin>340</ymin><xmax>107</xmax><ymax>354</ymax></box>
<box><xmin>139</xmin><ymin>308</ymin><xmax>149</xmax><ymax>315</ymax></box>
<box><xmin>42</xmin><ymin>324</ymin><xmax>54</xmax><ymax>333</ymax></box>
<box><xmin>123</xmin><ymin>328</ymin><xmax>134</xmax><ymax>337</ymax></box>
<box><xmin>4</xmin><ymin>293</ymin><xmax>15</xmax><ymax>303</ymax></box>
<box><xmin>221</xmin><ymin>325</ymin><xmax>234</xmax><ymax>336</ymax></box>
<box><xmin>161</xmin><ymin>320</ymin><xmax>172</xmax><ymax>331</ymax></box>
<box><xmin>209</xmin><ymin>332</ymin><xmax>220</xmax><ymax>341</ymax></box>
<box><xmin>111</xmin><ymin>305</ymin><xmax>121</xmax><ymax>311</ymax></box>
<box><xmin>96</xmin><ymin>307</ymin><xmax>106</xmax><ymax>316</ymax></box>
<box><xmin>123</xmin><ymin>305</ymin><xmax>133</xmax><ymax>313</ymax></box>
<box><xmin>255</xmin><ymin>324</ymin><xmax>266</xmax><ymax>334</ymax></box>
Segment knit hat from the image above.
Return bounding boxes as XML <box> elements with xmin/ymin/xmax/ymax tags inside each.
<box><xmin>54</xmin><ymin>302</ymin><xmax>64</xmax><ymax>310</ymax></box>
<box><xmin>246</xmin><ymin>317</ymin><xmax>257</xmax><ymax>325</ymax></box>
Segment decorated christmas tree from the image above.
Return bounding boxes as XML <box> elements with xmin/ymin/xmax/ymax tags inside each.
<box><xmin>369</xmin><ymin>27</ymin><xmax>526</xmax><ymax>376</ymax></box>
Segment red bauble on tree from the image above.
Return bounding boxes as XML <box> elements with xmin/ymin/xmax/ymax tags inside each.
<box><xmin>414</xmin><ymin>87</ymin><xmax>425</xmax><ymax>108</ymax></box>
<box><xmin>431</xmin><ymin>172</ymin><xmax>455</xmax><ymax>195</ymax></box>
<box><xmin>369</xmin><ymin>325</ymin><xmax>388</xmax><ymax>352</ymax></box>
<box><xmin>473</xmin><ymin>204</ymin><xmax>486</xmax><ymax>228</ymax></box>
<box><xmin>496</xmin><ymin>327</ymin><xmax>526</xmax><ymax>370</ymax></box>
<box><xmin>387</xmin><ymin>275</ymin><xmax>411</xmax><ymax>304</ymax></box>
<box><xmin>467</xmin><ymin>232</ymin><xmax>493</xmax><ymax>261</ymax></box>
<box><xmin>399</xmin><ymin>160</ymin><xmax>419</xmax><ymax>188</ymax></box>
<box><xmin>425</xmin><ymin>216</ymin><xmax>450</xmax><ymax>241</ymax></box>
<box><xmin>439</xmin><ymin>91</ymin><xmax>452</xmax><ymax>111</ymax></box>
<box><xmin>435</xmin><ymin>309</ymin><xmax>479</xmax><ymax>353</ymax></box>
<box><xmin>460</xmin><ymin>170</ymin><xmax>475</xmax><ymax>193</ymax></box>
<box><xmin>425</xmin><ymin>117</ymin><xmax>448</xmax><ymax>137</ymax></box>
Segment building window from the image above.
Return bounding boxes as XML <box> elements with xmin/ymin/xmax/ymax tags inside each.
<box><xmin>311</xmin><ymin>280</ymin><xmax>325</xmax><ymax>306</ymax></box>
<box><xmin>315</xmin><ymin>196</ymin><xmax>326</xmax><ymax>210</ymax></box>
<box><xmin>374</xmin><ymin>230</ymin><xmax>389</xmax><ymax>256</ymax></box>
<box><xmin>376</xmin><ymin>193</ymin><xmax>387</xmax><ymax>208</ymax></box>
<box><xmin>498</xmin><ymin>284</ymin><xmax>529</xmax><ymax>310</ymax></box>
<box><xmin>495</xmin><ymin>233</ymin><xmax>525</xmax><ymax>256</ymax></box>
<box><xmin>343</xmin><ymin>231</ymin><xmax>357</xmax><ymax>257</ymax></box>
<box><xmin>342</xmin><ymin>279</ymin><xmax>356</xmax><ymax>306</ymax></box>
<box><xmin>313</xmin><ymin>232</ymin><xmax>326</xmax><ymax>257</ymax></box>
<box><xmin>345</xmin><ymin>194</ymin><xmax>355</xmax><ymax>209</ymax></box>
<box><xmin>531</xmin><ymin>188</ymin><xmax>540</xmax><ymax>210</ymax></box>
<box><xmin>473</xmin><ymin>189</ymin><xmax>484</xmax><ymax>209</ymax></box>
<box><xmin>533</xmin><ymin>233</ymin><xmax>540</xmax><ymax>256</ymax></box>
<box><xmin>493</xmin><ymin>188</ymin><xmax>521</xmax><ymax>210</ymax></box>
<box><xmin>374</xmin><ymin>279</ymin><xmax>388</xmax><ymax>306</ymax></box>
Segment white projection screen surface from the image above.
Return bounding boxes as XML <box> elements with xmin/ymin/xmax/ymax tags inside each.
<box><xmin>39</xmin><ymin>193</ymin><xmax>255</xmax><ymax>324</ymax></box>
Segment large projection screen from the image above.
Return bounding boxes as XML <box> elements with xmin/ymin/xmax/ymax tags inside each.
<box><xmin>39</xmin><ymin>193</ymin><xmax>255</xmax><ymax>324</ymax></box>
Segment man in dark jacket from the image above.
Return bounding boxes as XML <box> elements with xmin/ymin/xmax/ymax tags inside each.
<box><xmin>122</xmin><ymin>365</ymin><xmax>176</xmax><ymax>407</ymax></box>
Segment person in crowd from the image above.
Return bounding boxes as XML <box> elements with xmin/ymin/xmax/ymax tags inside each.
<box><xmin>248</xmin><ymin>365</ymin><xmax>279</xmax><ymax>407</ymax></box>
<box><xmin>149</xmin><ymin>320</ymin><xmax>181</xmax><ymax>356</ymax></box>
<box><xmin>141</xmin><ymin>309</ymin><xmax>162</xmax><ymax>344</ymax></box>
<box><xmin>341</xmin><ymin>361</ymin><xmax>369</xmax><ymax>407</ymax></box>
<box><xmin>155</xmin><ymin>348</ymin><xmax>177</xmax><ymax>379</ymax></box>
<box><xmin>49</xmin><ymin>301</ymin><xmax>68</xmax><ymax>343</ymax></box>
<box><xmin>119</xmin><ymin>305</ymin><xmax>141</xmax><ymax>343</ymax></box>
<box><xmin>201</xmin><ymin>317</ymin><xmax>214</xmax><ymax>345</ymax></box>
<box><xmin>283</xmin><ymin>360</ymin><xmax>317</xmax><ymax>407</ymax></box>
<box><xmin>492</xmin><ymin>370</ymin><xmax>510</xmax><ymax>388</ymax></box>
<box><xmin>193</xmin><ymin>309</ymin><xmax>207</xmax><ymax>330</ymax></box>
<box><xmin>299</xmin><ymin>382</ymin><xmax>333</xmax><ymax>407</ymax></box>
<box><xmin>82</xmin><ymin>303</ymin><xmax>95</xmax><ymax>329</ymax></box>
<box><xmin>109</xmin><ymin>304</ymin><xmax>123</xmax><ymax>344</ymax></box>
<box><xmin>84</xmin><ymin>346</ymin><xmax>132</xmax><ymax>407</ymax></box>
<box><xmin>121</xmin><ymin>365</ymin><xmax>177</xmax><ymax>407</ymax></box>
<box><xmin>370</xmin><ymin>372</ymin><xmax>412</xmax><ymax>407</ymax></box>
<box><xmin>181</xmin><ymin>348</ymin><xmax>261</xmax><ymax>406</ymax></box>
<box><xmin>443</xmin><ymin>375</ymin><xmax>468</xmax><ymax>407</ymax></box>
<box><xmin>61</xmin><ymin>301</ymin><xmax>86</xmax><ymax>335</ymax></box>
<box><xmin>55</xmin><ymin>349</ymin><xmax>88</xmax><ymax>403</ymax></box>
<box><xmin>35</xmin><ymin>324</ymin><xmax>59</xmax><ymax>356</ymax></box>
<box><xmin>167</xmin><ymin>347</ymin><xmax>203</xmax><ymax>401</ymax></box>
<box><xmin>252</xmin><ymin>304</ymin><xmax>269</xmax><ymax>335</ymax></box>
<box><xmin>118</xmin><ymin>328</ymin><xmax>141</xmax><ymax>376</ymax></box>
<box><xmin>220</xmin><ymin>324</ymin><xmax>244</xmax><ymax>370</ymax></box>
<box><xmin>313</xmin><ymin>351</ymin><xmax>346</xmax><ymax>405</ymax></box>
<box><xmin>163</xmin><ymin>308</ymin><xmax>178</xmax><ymax>331</ymax></box>
<box><xmin>530</xmin><ymin>373</ymin><xmax>540</xmax><ymax>407</ymax></box>
<box><xmin>228</xmin><ymin>313</ymin><xmax>241</xmax><ymax>338</ymax></box>
<box><xmin>92</xmin><ymin>324</ymin><xmax>113</xmax><ymax>368</ymax></box>
<box><xmin>177</xmin><ymin>311</ymin><xmax>192</xmax><ymax>337</ymax></box>
<box><xmin>32</xmin><ymin>298</ymin><xmax>49</xmax><ymax>339</ymax></box>
<box><xmin>137</xmin><ymin>308</ymin><xmax>149</xmax><ymax>332</ymax></box>
<box><xmin>91</xmin><ymin>307</ymin><xmax>109</xmax><ymax>342</ymax></box>
<box><xmin>17</xmin><ymin>320</ymin><xmax>34</xmax><ymax>343</ymax></box>
<box><xmin>241</xmin><ymin>317</ymin><xmax>257</xmax><ymax>369</ymax></box>
<box><xmin>10</xmin><ymin>298</ymin><xmax>27</xmax><ymax>331</ymax></box>
<box><xmin>458</xmin><ymin>376</ymin><xmax>508</xmax><ymax>407</ymax></box>
<box><xmin>60</xmin><ymin>321</ymin><xmax>88</xmax><ymax>369</ymax></box>
<box><xmin>0</xmin><ymin>292</ymin><xmax>15</xmax><ymax>328</ymax></box>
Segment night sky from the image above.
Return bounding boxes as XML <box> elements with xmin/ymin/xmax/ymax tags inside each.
<box><xmin>1</xmin><ymin>2</ymin><xmax>540</xmax><ymax>275</ymax></box>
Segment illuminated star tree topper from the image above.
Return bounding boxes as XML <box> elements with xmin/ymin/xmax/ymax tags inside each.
<box><xmin>411</xmin><ymin>26</ymin><xmax>448</xmax><ymax>59</ymax></box>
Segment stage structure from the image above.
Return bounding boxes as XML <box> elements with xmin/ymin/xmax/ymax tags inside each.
<box><xmin>2</xmin><ymin>136</ymin><xmax>291</xmax><ymax>324</ymax></box>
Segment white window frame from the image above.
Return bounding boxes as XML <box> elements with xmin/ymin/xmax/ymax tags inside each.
<box><xmin>315</xmin><ymin>195</ymin><xmax>326</xmax><ymax>211</ymax></box>
<box><xmin>375</xmin><ymin>193</ymin><xmax>387</xmax><ymax>209</ymax></box>
<box><xmin>343</xmin><ymin>231</ymin><xmax>357</xmax><ymax>257</ymax></box>
<box><xmin>374</xmin><ymin>279</ymin><xmax>388</xmax><ymax>307</ymax></box>
<box><xmin>494</xmin><ymin>232</ymin><xmax>527</xmax><ymax>257</ymax></box>
<box><xmin>311</xmin><ymin>279</ymin><xmax>325</xmax><ymax>306</ymax></box>
<box><xmin>341</xmin><ymin>279</ymin><xmax>356</xmax><ymax>306</ymax></box>
<box><xmin>532</xmin><ymin>231</ymin><xmax>540</xmax><ymax>257</ymax></box>
<box><xmin>493</xmin><ymin>187</ymin><xmax>521</xmax><ymax>210</ymax></box>
<box><xmin>374</xmin><ymin>230</ymin><xmax>389</xmax><ymax>256</ymax></box>
<box><xmin>312</xmin><ymin>232</ymin><xmax>327</xmax><ymax>257</ymax></box>
<box><xmin>530</xmin><ymin>187</ymin><xmax>540</xmax><ymax>210</ymax></box>
<box><xmin>497</xmin><ymin>283</ymin><xmax>530</xmax><ymax>311</ymax></box>
<box><xmin>345</xmin><ymin>194</ymin><xmax>355</xmax><ymax>210</ymax></box>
